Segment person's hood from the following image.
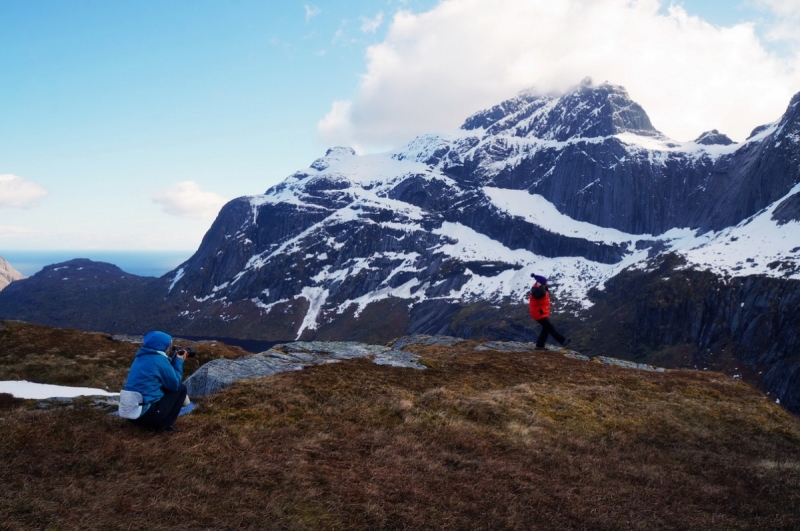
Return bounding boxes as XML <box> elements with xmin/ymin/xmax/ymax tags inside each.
<box><xmin>137</xmin><ymin>331</ymin><xmax>172</xmax><ymax>356</ymax></box>
<box><xmin>532</xmin><ymin>274</ymin><xmax>548</xmax><ymax>285</ymax></box>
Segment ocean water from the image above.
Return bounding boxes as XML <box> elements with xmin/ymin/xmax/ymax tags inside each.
<box><xmin>1</xmin><ymin>250</ymin><xmax>193</xmax><ymax>278</ymax></box>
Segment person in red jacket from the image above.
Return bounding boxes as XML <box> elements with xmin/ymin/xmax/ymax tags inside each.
<box><xmin>527</xmin><ymin>274</ymin><xmax>570</xmax><ymax>350</ymax></box>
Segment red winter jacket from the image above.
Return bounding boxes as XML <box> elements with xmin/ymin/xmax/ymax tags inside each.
<box><xmin>528</xmin><ymin>283</ymin><xmax>550</xmax><ymax>320</ymax></box>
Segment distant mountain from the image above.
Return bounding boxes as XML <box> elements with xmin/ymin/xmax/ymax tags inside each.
<box><xmin>157</xmin><ymin>79</ymin><xmax>798</xmax><ymax>335</ymax></box>
<box><xmin>1</xmin><ymin>79</ymin><xmax>799</xmax><ymax>411</ymax></box>
<box><xmin>0</xmin><ymin>256</ymin><xmax>25</xmax><ymax>291</ymax></box>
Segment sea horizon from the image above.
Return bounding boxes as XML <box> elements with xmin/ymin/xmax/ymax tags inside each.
<box><xmin>0</xmin><ymin>250</ymin><xmax>194</xmax><ymax>278</ymax></box>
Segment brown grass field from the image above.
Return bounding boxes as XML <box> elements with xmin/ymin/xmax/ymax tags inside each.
<box><xmin>1</xmin><ymin>320</ymin><xmax>800</xmax><ymax>530</ymax></box>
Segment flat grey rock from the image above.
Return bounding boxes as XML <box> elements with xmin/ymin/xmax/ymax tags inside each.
<box><xmin>269</xmin><ymin>341</ymin><xmax>390</xmax><ymax>360</ymax></box>
<box><xmin>185</xmin><ymin>356</ymin><xmax>302</xmax><ymax>397</ymax></box>
<box><xmin>185</xmin><ymin>341</ymin><xmax>424</xmax><ymax>397</ymax></box>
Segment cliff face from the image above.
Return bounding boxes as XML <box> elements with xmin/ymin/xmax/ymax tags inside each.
<box><xmin>449</xmin><ymin>83</ymin><xmax>800</xmax><ymax>235</ymax></box>
<box><xmin>568</xmin><ymin>254</ymin><xmax>800</xmax><ymax>412</ymax></box>
<box><xmin>1</xmin><ymin>81</ymin><xmax>799</xmax><ymax>411</ymax></box>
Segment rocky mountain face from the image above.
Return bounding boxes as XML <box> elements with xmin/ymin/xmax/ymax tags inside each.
<box><xmin>1</xmin><ymin>80</ymin><xmax>799</xmax><ymax>411</ymax></box>
<box><xmin>0</xmin><ymin>256</ymin><xmax>25</xmax><ymax>291</ymax></box>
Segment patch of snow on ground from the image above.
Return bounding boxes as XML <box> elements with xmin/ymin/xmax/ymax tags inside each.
<box><xmin>0</xmin><ymin>381</ymin><xmax>118</xmax><ymax>399</ymax></box>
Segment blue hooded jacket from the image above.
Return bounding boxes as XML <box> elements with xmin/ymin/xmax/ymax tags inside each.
<box><xmin>123</xmin><ymin>331</ymin><xmax>184</xmax><ymax>412</ymax></box>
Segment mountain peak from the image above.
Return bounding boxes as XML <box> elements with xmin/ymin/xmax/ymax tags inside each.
<box><xmin>310</xmin><ymin>147</ymin><xmax>357</xmax><ymax>171</ymax></box>
<box><xmin>694</xmin><ymin>129</ymin><xmax>735</xmax><ymax>146</ymax></box>
<box><xmin>461</xmin><ymin>80</ymin><xmax>659</xmax><ymax>141</ymax></box>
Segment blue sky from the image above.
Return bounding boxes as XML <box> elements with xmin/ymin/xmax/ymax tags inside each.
<box><xmin>1</xmin><ymin>0</ymin><xmax>798</xmax><ymax>252</ymax></box>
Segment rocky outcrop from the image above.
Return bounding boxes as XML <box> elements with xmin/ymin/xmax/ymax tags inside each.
<box><xmin>183</xmin><ymin>336</ymin><xmax>671</xmax><ymax>399</ymax></box>
<box><xmin>462</xmin><ymin>79</ymin><xmax>658</xmax><ymax>140</ymax></box>
<box><xmin>694</xmin><ymin>129</ymin><xmax>735</xmax><ymax>146</ymax></box>
<box><xmin>0</xmin><ymin>256</ymin><xmax>24</xmax><ymax>291</ymax></box>
<box><xmin>184</xmin><ymin>341</ymin><xmax>424</xmax><ymax>397</ymax></box>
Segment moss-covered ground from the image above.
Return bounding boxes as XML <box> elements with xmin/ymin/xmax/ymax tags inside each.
<box><xmin>1</xmin><ymin>321</ymin><xmax>800</xmax><ymax>530</ymax></box>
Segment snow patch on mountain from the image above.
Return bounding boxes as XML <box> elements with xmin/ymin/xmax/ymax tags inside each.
<box><xmin>311</xmin><ymin>152</ymin><xmax>430</xmax><ymax>186</ymax></box>
<box><xmin>678</xmin><ymin>183</ymin><xmax>800</xmax><ymax>280</ymax></box>
<box><xmin>168</xmin><ymin>267</ymin><xmax>185</xmax><ymax>293</ymax></box>
<box><xmin>296</xmin><ymin>286</ymin><xmax>329</xmax><ymax>339</ymax></box>
<box><xmin>614</xmin><ymin>132</ymin><xmax>739</xmax><ymax>161</ymax></box>
<box><xmin>431</xmin><ymin>221</ymin><xmax>650</xmax><ymax>308</ymax></box>
<box><xmin>483</xmin><ymin>187</ymin><xmax>642</xmax><ymax>245</ymax></box>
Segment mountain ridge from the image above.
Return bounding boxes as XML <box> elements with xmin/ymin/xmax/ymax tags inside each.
<box><xmin>1</xmin><ymin>80</ymin><xmax>799</xmax><ymax>411</ymax></box>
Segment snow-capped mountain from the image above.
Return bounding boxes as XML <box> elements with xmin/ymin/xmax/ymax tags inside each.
<box><xmin>159</xmin><ymin>80</ymin><xmax>799</xmax><ymax>341</ymax></box>
<box><xmin>2</xmin><ymin>79</ymin><xmax>800</xmax><ymax>409</ymax></box>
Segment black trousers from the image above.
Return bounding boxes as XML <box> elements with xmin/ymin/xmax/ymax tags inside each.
<box><xmin>129</xmin><ymin>384</ymin><xmax>187</xmax><ymax>431</ymax></box>
<box><xmin>535</xmin><ymin>318</ymin><xmax>566</xmax><ymax>348</ymax></box>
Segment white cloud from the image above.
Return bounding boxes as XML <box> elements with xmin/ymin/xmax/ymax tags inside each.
<box><xmin>0</xmin><ymin>174</ymin><xmax>49</xmax><ymax>208</ymax></box>
<box><xmin>305</xmin><ymin>4</ymin><xmax>321</xmax><ymax>22</ymax></box>
<box><xmin>753</xmin><ymin>0</ymin><xmax>800</xmax><ymax>46</ymax></box>
<box><xmin>318</xmin><ymin>0</ymin><xmax>800</xmax><ymax>149</ymax></box>
<box><xmin>754</xmin><ymin>0</ymin><xmax>800</xmax><ymax>17</ymax></box>
<box><xmin>318</xmin><ymin>100</ymin><xmax>354</xmax><ymax>140</ymax></box>
<box><xmin>152</xmin><ymin>181</ymin><xmax>228</xmax><ymax>220</ymax></box>
<box><xmin>360</xmin><ymin>12</ymin><xmax>384</xmax><ymax>33</ymax></box>
<box><xmin>0</xmin><ymin>225</ymin><xmax>38</xmax><ymax>238</ymax></box>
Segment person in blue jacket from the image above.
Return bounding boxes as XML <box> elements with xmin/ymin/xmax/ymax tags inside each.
<box><xmin>122</xmin><ymin>331</ymin><xmax>189</xmax><ymax>432</ymax></box>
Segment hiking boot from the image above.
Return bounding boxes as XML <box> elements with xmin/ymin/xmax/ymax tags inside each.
<box><xmin>535</xmin><ymin>346</ymin><xmax>548</xmax><ymax>351</ymax></box>
<box><xmin>157</xmin><ymin>425</ymin><xmax>179</xmax><ymax>434</ymax></box>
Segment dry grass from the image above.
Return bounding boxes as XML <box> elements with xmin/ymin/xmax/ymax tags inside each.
<box><xmin>2</xmin><ymin>333</ymin><xmax>800</xmax><ymax>530</ymax></box>
<box><xmin>0</xmin><ymin>320</ymin><xmax>248</xmax><ymax>390</ymax></box>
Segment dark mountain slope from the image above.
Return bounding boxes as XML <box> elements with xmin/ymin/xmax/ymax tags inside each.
<box><xmin>1</xmin><ymin>81</ymin><xmax>799</xmax><ymax>412</ymax></box>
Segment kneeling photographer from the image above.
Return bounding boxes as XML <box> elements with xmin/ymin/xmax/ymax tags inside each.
<box><xmin>119</xmin><ymin>331</ymin><xmax>195</xmax><ymax>433</ymax></box>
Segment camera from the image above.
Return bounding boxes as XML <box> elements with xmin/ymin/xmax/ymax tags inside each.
<box><xmin>170</xmin><ymin>345</ymin><xmax>196</xmax><ymax>358</ymax></box>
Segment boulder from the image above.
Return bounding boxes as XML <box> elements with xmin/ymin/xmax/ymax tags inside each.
<box><xmin>184</xmin><ymin>341</ymin><xmax>424</xmax><ymax>397</ymax></box>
